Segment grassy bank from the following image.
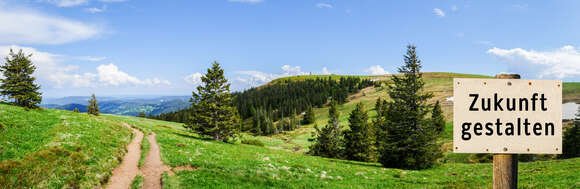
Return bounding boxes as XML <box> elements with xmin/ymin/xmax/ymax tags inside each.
<box><xmin>0</xmin><ymin>103</ymin><xmax>132</xmax><ymax>188</ymax></box>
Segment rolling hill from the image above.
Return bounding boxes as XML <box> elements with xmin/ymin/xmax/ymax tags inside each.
<box><xmin>1</xmin><ymin>102</ymin><xmax>578</xmax><ymax>188</ymax></box>
<box><xmin>1</xmin><ymin>72</ymin><xmax>579</xmax><ymax>188</ymax></box>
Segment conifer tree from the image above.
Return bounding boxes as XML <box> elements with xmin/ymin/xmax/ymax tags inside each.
<box><xmin>185</xmin><ymin>62</ymin><xmax>240</xmax><ymax>142</ymax></box>
<box><xmin>560</xmin><ymin>107</ymin><xmax>580</xmax><ymax>159</ymax></box>
<box><xmin>308</xmin><ymin>101</ymin><xmax>343</xmax><ymax>158</ymax></box>
<box><xmin>303</xmin><ymin>105</ymin><xmax>315</xmax><ymax>124</ymax></box>
<box><xmin>344</xmin><ymin>102</ymin><xmax>375</xmax><ymax>162</ymax></box>
<box><xmin>375</xmin><ymin>97</ymin><xmax>383</xmax><ymax>117</ymax></box>
<box><xmin>431</xmin><ymin>101</ymin><xmax>445</xmax><ymax>135</ymax></box>
<box><xmin>291</xmin><ymin>109</ymin><xmax>299</xmax><ymax>129</ymax></box>
<box><xmin>377</xmin><ymin>45</ymin><xmax>440</xmax><ymax>170</ymax></box>
<box><xmin>138</xmin><ymin>111</ymin><xmax>147</xmax><ymax>118</ymax></box>
<box><xmin>0</xmin><ymin>49</ymin><xmax>42</xmax><ymax>108</ymax></box>
<box><xmin>73</xmin><ymin>108</ymin><xmax>80</xmax><ymax>113</ymax></box>
<box><xmin>87</xmin><ymin>94</ymin><xmax>99</xmax><ymax>116</ymax></box>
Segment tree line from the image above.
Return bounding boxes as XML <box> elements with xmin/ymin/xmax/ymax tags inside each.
<box><xmin>151</xmin><ymin>74</ymin><xmax>375</xmax><ymax>135</ymax></box>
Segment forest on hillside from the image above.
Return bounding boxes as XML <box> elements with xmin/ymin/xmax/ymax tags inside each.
<box><xmin>150</xmin><ymin>77</ymin><xmax>376</xmax><ymax>128</ymax></box>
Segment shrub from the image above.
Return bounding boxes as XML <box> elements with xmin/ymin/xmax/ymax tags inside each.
<box><xmin>0</xmin><ymin>121</ymin><xmax>4</xmax><ymax>130</ymax></box>
<box><xmin>241</xmin><ymin>138</ymin><xmax>264</xmax><ymax>147</ymax></box>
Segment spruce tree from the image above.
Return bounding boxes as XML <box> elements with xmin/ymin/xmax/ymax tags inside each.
<box><xmin>73</xmin><ymin>108</ymin><xmax>79</xmax><ymax>113</ymax></box>
<box><xmin>344</xmin><ymin>102</ymin><xmax>375</xmax><ymax>162</ymax></box>
<box><xmin>560</xmin><ymin>107</ymin><xmax>580</xmax><ymax>159</ymax></box>
<box><xmin>303</xmin><ymin>105</ymin><xmax>315</xmax><ymax>124</ymax></box>
<box><xmin>431</xmin><ymin>101</ymin><xmax>445</xmax><ymax>135</ymax></box>
<box><xmin>308</xmin><ymin>101</ymin><xmax>343</xmax><ymax>158</ymax></box>
<box><xmin>138</xmin><ymin>111</ymin><xmax>147</xmax><ymax>118</ymax></box>
<box><xmin>375</xmin><ymin>97</ymin><xmax>383</xmax><ymax>117</ymax></box>
<box><xmin>87</xmin><ymin>94</ymin><xmax>99</xmax><ymax>116</ymax></box>
<box><xmin>377</xmin><ymin>45</ymin><xmax>440</xmax><ymax>170</ymax></box>
<box><xmin>186</xmin><ymin>62</ymin><xmax>240</xmax><ymax>142</ymax></box>
<box><xmin>0</xmin><ymin>49</ymin><xmax>42</xmax><ymax>108</ymax></box>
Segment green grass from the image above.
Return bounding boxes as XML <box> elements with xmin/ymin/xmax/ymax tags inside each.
<box><xmin>139</xmin><ymin>135</ymin><xmax>151</xmax><ymax>168</ymax></box>
<box><xmin>563</xmin><ymin>82</ymin><xmax>580</xmax><ymax>102</ymax></box>
<box><xmin>2</xmin><ymin>99</ymin><xmax>578</xmax><ymax>188</ymax></box>
<box><xmin>109</xmin><ymin>114</ymin><xmax>580</xmax><ymax>188</ymax></box>
<box><xmin>1</xmin><ymin>72</ymin><xmax>578</xmax><ymax>188</ymax></box>
<box><xmin>0</xmin><ymin>103</ymin><xmax>132</xmax><ymax>188</ymax></box>
<box><xmin>131</xmin><ymin>174</ymin><xmax>144</xmax><ymax>189</ymax></box>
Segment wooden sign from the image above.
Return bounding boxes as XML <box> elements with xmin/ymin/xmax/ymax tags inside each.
<box><xmin>453</xmin><ymin>78</ymin><xmax>562</xmax><ymax>154</ymax></box>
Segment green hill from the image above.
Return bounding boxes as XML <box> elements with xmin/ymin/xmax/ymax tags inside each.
<box><xmin>1</xmin><ymin>72</ymin><xmax>579</xmax><ymax>188</ymax></box>
<box><xmin>0</xmin><ymin>104</ymin><xmax>578</xmax><ymax>188</ymax></box>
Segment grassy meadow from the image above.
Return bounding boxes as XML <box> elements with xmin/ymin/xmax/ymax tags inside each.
<box><xmin>0</xmin><ymin>72</ymin><xmax>578</xmax><ymax>188</ymax></box>
<box><xmin>0</xmin><ymin>103</ymin><xmax>133</xmax><ymax>188</ymax></box>
<box><xmin>104</xmin><ymin>114</ymin><xmax>580</xmax><ymax>188</ymax></box>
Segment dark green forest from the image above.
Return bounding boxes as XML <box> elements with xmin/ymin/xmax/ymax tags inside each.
<box><xmin>150</xmin><ymin>76</ymin><xmax>376</xmax><ymax>134</ymax></box>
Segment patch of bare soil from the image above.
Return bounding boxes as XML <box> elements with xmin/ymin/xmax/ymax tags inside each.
<box><xmin>141</xmin><ymin>132</ymin><xmax>171</xmax><ymax>189</ymax></box>
<box><xmin>106</xmin><ymin>124</ymin><xmax>143</xmax><ymax>189</ymax></box>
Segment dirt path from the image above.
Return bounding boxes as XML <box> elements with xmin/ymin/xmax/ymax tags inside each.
<box><xmin>141</xmin><ymin>132</ymin><xmax>172</xmax><ymax>189</ymax></box>
<box><xmin>106</xmin><ymin>125</ymin><xmax>144</xmax><ymax>189</ymax></box>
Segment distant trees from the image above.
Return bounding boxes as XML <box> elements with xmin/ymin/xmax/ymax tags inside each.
<box><xmin>302</xmin><ymin>105</ymin><xmax>315</xmax><ymax>125</ymax></box>
<box><xmin>308</xmin><ymin>101</ymin><xmax>343</xmax><ymax>158</ymax></box>
<box><xmin>151</xmin><ymin>76</ymin><xmax>375</xmax><ymax>136</ymax></box>
<box><xmin>560</xmin><ymin>107</ymin><xmax>580</xmax><ymax>159</ymax></box>
<box><xmin>343</xmin><ymin>102</ymin><xmax>375</xmax><ymax>162</ymax></box>
<box><xmin>0</xmin><ymin>49</ymin><xmax>42</xmax><ymax>108</ymax></box>
<box><xmin>73</xmin><ymin>108</ymin><xmax>80</xmax><ymax>113</ymax></box>
<box><xmin>376</xmin><ymin>45</ymin><xmax>443</xmax><ymax>170</ymax></box>
<box><xmin>233</xmin><ymin>76</ymin><xmax>375</xmax><ymax>120</ymax></box>
<box><xmin>185</xmin><ymin>62</ymin><xmax>240</xmax><ymax>142</ymax></box>
<box><xmin>87</xmin><ymin>94</ymin><xmax>99</xmax><ymax>116</ymax></box>
<box><xmin>138</xmin><ymin>111</ymin><xmax>146</xmax><ymax>118</ymax></box>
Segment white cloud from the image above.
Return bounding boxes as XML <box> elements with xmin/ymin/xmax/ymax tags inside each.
<box><xmin>316</xmin><ymin>3</ymin><xmax>333</xmax><ymax>9</ymax></box>
<box><xmin>365</xmin><ymin>65</ymin><xmax>388</xmax><ymax>75</ymax></box>
<box><xmin>228</xmin><ymin>0</ymin><xmax>263</xmax><ymax>3</ymax></box>
<box><xmin>236</xmin><ymin>65</ymin><xmax>307</xmax><ymax>87</ymax></box>
<box><xmin>487</xmin><ymin>45</ymin><xmax>580</xmax><ymax>79</ymax></box>
<box><xmin>451</xmin><ymin>5</ymin><xmax>458</xmax><ymax>12</ymax></box>
<box><xmin>433</xmin><ymin>8</ymin><xmax>445</xmax><ymax>17</ymax></box>
<box><xmin>184</xmin><ymin>72</ymin><xmax>203</xmax><ymax>85</ymax></box>
<box><xmin>96</xmin><ymin>64</ymin><xmax>142</xmax><ymax>86</ymax></box>
<box><xmin>281</xmin><ymin>65</ymin><xmax>305</xmax><ymax>75</ymax></box>
<box><xmin>0</xmin><ymin>8</ymin><xmax>100</xmax><ymax>45</ymax></box>
<box><xmin>321</xmin><ymin>67</ymin><xmax>331</xmax><ymax>75</ymax></box>
<box><xmin>0</xmin><ymin>46</ymin><xmax>170</xmax><ymax>88</ymax></box>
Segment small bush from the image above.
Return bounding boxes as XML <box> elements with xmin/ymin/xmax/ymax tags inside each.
<box><xmin>241</xmin><ymin>138</ymin><xmax>264</xmax><ymax>147</ymax></box>
<box><xmin>0</xmin><ymin>121</ymin><xmax>4</xmax><ymax>130</ymax></box>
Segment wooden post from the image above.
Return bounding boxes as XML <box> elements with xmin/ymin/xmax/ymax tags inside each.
<box><xmin>493</xmin><ymin>73</ymin><xmax>520</xmax><ymax>189</ymax></box>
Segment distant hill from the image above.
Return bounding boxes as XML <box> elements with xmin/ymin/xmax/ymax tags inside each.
<box><xmin>41</xmin><ymin>96</ymin><xmax>190</xmax><ymax>116</ymax></box>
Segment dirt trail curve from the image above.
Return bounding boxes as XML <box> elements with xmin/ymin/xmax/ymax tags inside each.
<box><xmin>141</xmin><ymin>132</ymin><xmax>172</xmax><ymax>189</ymax></box>
<box><xmin>106</xmin><ymin>124</ymin><xmax>143</xmax><ymax>189</ymax></box>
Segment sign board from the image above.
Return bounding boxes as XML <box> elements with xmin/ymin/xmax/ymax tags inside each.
<box><xmin>453</xmin><ymin>78</ymin><xmax>562</xmax><ymax>154</ymax></box>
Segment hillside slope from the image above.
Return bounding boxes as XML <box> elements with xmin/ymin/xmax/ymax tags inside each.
<box><xmin>244</xmin><ymin>72</ymin><xmax>580</xmax><ymax>154</ymax></box>
<box><xmin>0</xmin><ymin>103</ymin><xmax>132</xmax><ymax>188</ymax></box>
<box><xmin>1</xmin><ymin>103</ymin><xmax>578</xmax><ymax>188</ymax></box>
<box><xmin>107</xmin><ymin>114</ymin><xmax>580</xmax><ymax>188</ymax></box>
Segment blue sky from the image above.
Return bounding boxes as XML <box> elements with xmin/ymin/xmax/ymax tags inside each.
<box><xmin>0</xmin><ymin>0</ymin><xmax>579</xmax><ymax>97</ymax></box>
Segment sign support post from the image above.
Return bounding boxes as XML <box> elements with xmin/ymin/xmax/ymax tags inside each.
<box><xmin>493</xmin><ymin>73</ymin><xmax>520</xmax><ymax>189</ymax></box>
